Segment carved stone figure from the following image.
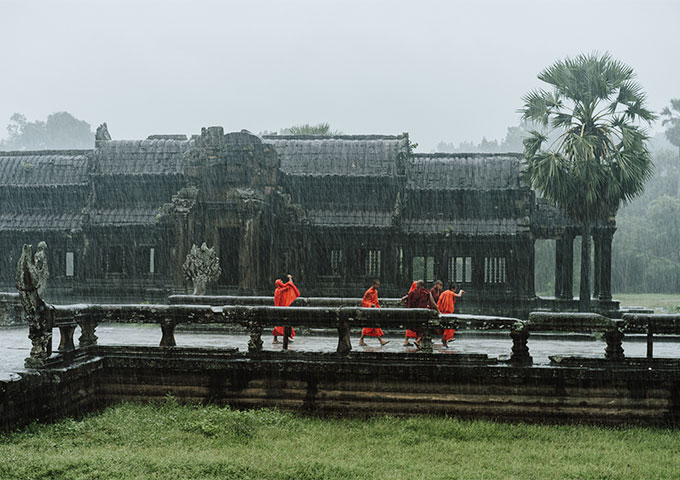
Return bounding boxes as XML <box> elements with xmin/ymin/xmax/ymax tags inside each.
<box><xmin>182</xmin><ymin>243</ymin><xmax>221</xmax><ymax>295</ymax></box>
<box><xmin>34</xmin><ymin>241</ymin><xmax>49</xmax><ymax>298</ymax></box>
<box><xmin>95</xmin><ymin>122</ymin><xmax>111</xmax><ymax>142</ymax></box>
<box><xmin>16</xmin><ymin>244</ymin><xmax>53</xmax><ymax>367</ymax></box>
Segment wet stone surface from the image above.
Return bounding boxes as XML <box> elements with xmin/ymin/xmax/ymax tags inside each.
<box><xmin>2</xmin><ymin>324</ymin><xmax>680</xmax><ymax>377</ymax></box>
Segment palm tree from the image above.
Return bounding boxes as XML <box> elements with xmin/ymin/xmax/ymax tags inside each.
<box><xmin>661</xmin><ymin>99</ymin><xmax>680</xmax><ymax>199</ymax></box>
<box><xmin>521</xmin><ymin>53</ymin><xmax>655</xmax><ymax>311</ymax></box>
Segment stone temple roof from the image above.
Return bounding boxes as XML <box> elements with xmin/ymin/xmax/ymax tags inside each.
<box><xmin>93</xmin><ymin>138</ymin><xmax>194</xmax><ymax>176</ymax></box>
<box><xmin>263</xmin><ymin>134</ymin><xmax>409</xmax><ymax>176</ymax></box>
<box><xmin>0</xmin><ymin>151</ymin><xmax>90</xmax><ymax>186</ymax></box>
<box><xmin>407</xmin><ymin>153</ymin><xmax>525</xmax><ymax>190</ymax></box>
<box><xmin>0</xmin><ymin>212</ymin><xmax>83</xmax><ymax>231</ymax></box>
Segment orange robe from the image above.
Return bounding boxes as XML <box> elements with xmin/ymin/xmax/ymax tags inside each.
<box><xmin>437</xmin><ymin>289</ymin><xmax>457</xmax><ymax>341</ymax></box>
<box><xmin>405</xmin><ymin>281</ymin><xmax>419</xmax><ymax>338</ymax></box>
<box><xmin>361</xmin><ymin>286</ymin><xmax>383</xmax><ymax>337</ymax></box>
<box><xmin>273</xmin><ymin>279</ymin><xmax>300</xmax><ymax>337</ymax></box>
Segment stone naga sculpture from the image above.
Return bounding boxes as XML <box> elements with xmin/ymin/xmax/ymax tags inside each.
<box><xmin>34</xmin><ymin>241</ymin><xmax>49</xmax><ymax>298</ymax></box>
<box><xmin>182</xmin><ymin>243</ymin><xmax>222</xmax><ymax>295</ymax></box>
<box><xmin>16</xmin><ymin>243</ymin><xmax>53</xmax><ymax>368</ymax></box>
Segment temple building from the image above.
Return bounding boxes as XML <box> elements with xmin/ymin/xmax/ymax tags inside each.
<box><xmin>0</xmin><ymin>125</ymin><xmax>617</xmax><ymax>317</ymax></box>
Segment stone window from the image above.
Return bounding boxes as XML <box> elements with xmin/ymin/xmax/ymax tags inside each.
<box><xmin>412</xmin><ymin>256</ymin><xmax>434</xmax><ymax>283</ymax></box>
<box><xmin>365</xmin><ymin>250</ymin><xmax>381</xmax><ymax>277</ymax></box>
<box><xmin>330</xmin><ymin>249</ymin><xmax>344</xmax><ymax>276</ymax></box>
<box><xmin>484</xmin><ymin>256</ymin><xmax>506</xmax><ymax>284</ymax></box>
<box><xmin>104</xmin><ymin>246</ymin><xmax>125</xmax><ymax>274</ymax></box>
<box><xmin>65</xmin><ymin>252</ymin><xmax>74</xmax><ymax>277</ymax></box>
<box><xmin>449</xmin><ymin>256</ymin><xmax>472</xmax><ymax>284</ymax></box>
<box><xmin>149</xmin><ymin>248</ymin><xmax>155</xmax><ymax>274</ymax></box>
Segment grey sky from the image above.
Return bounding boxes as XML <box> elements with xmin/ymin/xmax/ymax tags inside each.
<box><xmin>1</xmin><ymin>0</ymin><xmax>678</xmax><ymax>151</ymax></box>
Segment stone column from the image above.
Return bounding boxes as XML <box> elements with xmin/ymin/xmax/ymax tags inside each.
<box><xmin>555</xmin><ymin>234</ymin><xmax>574</xmax><ymax>300</ymax></box>
<box><xmin>593</xmin><ymin>233</ymin><xmax>601</xmax><ymax>299</ymax></box>
<box><xmin>598</xmin><ymin>229</ymin><xmax>613</xmax><ymax>302</ymax></box>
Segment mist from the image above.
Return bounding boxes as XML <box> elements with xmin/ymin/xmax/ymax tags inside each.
<box><xmin>1</xmin><ymin>0</ymin><xmax>678</xmax><ymax>151</ymax></box>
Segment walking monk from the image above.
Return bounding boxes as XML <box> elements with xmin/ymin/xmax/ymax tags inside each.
<box><xmin>437</xmin><ymin>283</ymin><xmax>465</xmax><ymax>347</ymax></box>
<box><xmin>401</xmin><ymin>281</ymin><xmax>419</xmax><ymax>345</ymax></box>
<box><xmin>273</xmin><ymin>274</ymin><xmax>300</xmax><ymax>344</ymax></box>
<box><xmin>406</xmin><ymin>280</ymin><xmax>438</xmax><ymax>348</ymax></box>
<box><xmin>358</xmin><ymin>279</ymin><xmax>389</xmax><ymax>346</ymax></box>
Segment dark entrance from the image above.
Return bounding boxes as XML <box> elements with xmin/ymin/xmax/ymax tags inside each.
<box><xmin>218</xmin><ymin>227</ymin><xmax>239</xmax><ymax>285</ymax></box>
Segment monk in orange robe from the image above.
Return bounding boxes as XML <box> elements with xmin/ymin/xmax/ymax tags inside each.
<box><xmin>437</xmin><ymin>283</ymin><xmax>465</xmax><ymax>347</ymax></box>
<box><xmin>358</xmin><ymin>279</ymin><xmax>389</xmax><ymax>346</ymax></box>
<box><xmin>402</xmin><ymin>281</ymin><xmax>419</xmax><ymax>345</ymax></box>
<box><xmin>273</xmin><ymin>274</ymin><xmax>300</xmax><ymax>343</ymax></box>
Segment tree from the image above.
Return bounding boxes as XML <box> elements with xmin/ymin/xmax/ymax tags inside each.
<box><xmin>0</xmin><ymin>111</ymin><xmax>94</xmax><ymax>150</ymax></box>
<box><xmin>661</xmin><ymin>99</ymin><xmax>680</xmax><ymax>199</ymax></box>
<box><xmin>280</xmin><ymin>123</ymin><xmax>342</xmax><ymax>135</ymax></box>
<box><xmin>521</xmin><ymin>53</ymin><xmax>655</xmax><ymax>311</ymax></box>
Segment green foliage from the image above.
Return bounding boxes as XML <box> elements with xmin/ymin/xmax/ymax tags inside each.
<box><xmin>520</xmin><ymin>53</ymin><xmax>655</xmax><ymax>223</ymax></box>
<box><xmin>521</xmin><ymin>52</ymin><xmax>655</xmax><ymax>310</ymax></box>
<box><xmin>436</xmin><ymin>122</ymin><xmax>533</xmax><ymax>153</ymax></box>
<box><xmin>1</xmin><ymin>402</ymin><xmax>679</xmax><ymax>479</ymax></box>
<box><xmin>0</xmin><ymin>112</ymin><xmax>94</xmax><ymax>150</ymax></box>
<box><xmin>661</xmin><ymin>99</ymin><xmax>680</xmax><ymax>148</ymax></box>
<box><xmin>280</xmin><ymin>123</ymin><xmax>342</xmax><ymax>135</ymax></box>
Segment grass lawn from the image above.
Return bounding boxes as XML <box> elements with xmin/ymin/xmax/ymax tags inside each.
<box><xmin>1</xmin><ymin>401</ymin><xmax>679</xmax><ymax>480</ymax></box>
<box><xmin>613</xmin><ymin>293</ymin><xmax>680</xmax><ymax>313</ymax></box>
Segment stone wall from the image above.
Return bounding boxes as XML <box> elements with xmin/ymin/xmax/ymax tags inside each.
<box><xmin>3</xmin><ymin>346</ymin><xmax>679</xmax><ymax>433</ymax></box>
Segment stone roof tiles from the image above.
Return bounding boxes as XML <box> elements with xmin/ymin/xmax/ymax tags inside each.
<box><xmin>0</xmin><ymin>211</ymin><xmax>83</xmax><ymax>231</ymax></box>
<box><xmin>404</xmin><ymin>217</ymin><xmax>531</xmax><ymax>236</ymax></box>
<box><xmin>305</xmin><ymin>208</ymin><xmax>393</xmax><ymax>228</ymax></box>
<box><xmin>94</xmin><ymin>139</ymin><xmax>194</xmax><ymax>175</ymax></box>
<box><xmin>407</xmin><ymin>153</ymin><xmax>524</xmax><ymax>190</ymax></box>
<box><xmin>88</xmin><ymin>207</ymin><xmax>162</xmax><ymax>226</ymax></box>
<box><xmin>0</xmin><ymin>152</ymin><xmax>90</xmax><ymax>186</ymax></box>
<box><xmin>264</xmin><ymin>135</ymin><xmax>408</xmax><ymax>176</ymax></box>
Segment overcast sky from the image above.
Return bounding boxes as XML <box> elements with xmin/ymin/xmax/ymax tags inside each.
<box><xmin>1</xmin><ymin>0</ymin><xmax>678</xmax><ymax>151</ymax></box>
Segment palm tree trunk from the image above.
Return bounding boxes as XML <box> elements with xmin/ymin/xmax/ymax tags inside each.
<box><xmin>579</xmin><ymin>220</ymin><xmax>592</xmax><ymax>312</ymax></box>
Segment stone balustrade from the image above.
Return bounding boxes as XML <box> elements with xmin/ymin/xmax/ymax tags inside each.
<box><xmin>44</xmin><ymin>303</ymin><xmax>530</xmax><ymax>364</ymax></box>
<box><xmin>21</xmin><ymin>302</ymin><xmax>680</xmax><ymax>370</ymax></box>
<box><xmin>528</xmin><ymin>311</ymin><xmax>625</xmax><ymax>360</ymax></box>
<box><xmin>621</xmin><ymin>313</ymin><xmax>680</xmax><ymax>359</ymax></box>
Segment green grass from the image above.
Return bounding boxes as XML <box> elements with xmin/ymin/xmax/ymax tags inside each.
<box><xmin>1</xmin><ymin>401</ymin><xmax>679</xmax><ymax>480</ymax></box>
<box><xmin>613</xmin><ymin>293</ymin><xmax>680</xmax><ymax>313</ymax></box>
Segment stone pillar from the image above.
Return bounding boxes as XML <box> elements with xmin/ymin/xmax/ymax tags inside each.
<box><xmin>593</xmin><ymin>233</ymin><xmax>601</xmax><ymax>299</ymax></box>
<box><xmin>555</xmin><ymin>234</ymin><xmax>574</xmax><ymax>300</ymax></box>
<box><xmin>598</xmin><ymin>229</ymin><xmax>613</xmax><ymax>302</ymax></box>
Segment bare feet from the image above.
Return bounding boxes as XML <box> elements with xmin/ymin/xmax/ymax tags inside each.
<box><xmin>273</xmin><ymin>338</ymin><xmax>280</xmax><ymax>344</ymax></box>
<box><xmin>380</xmin><ymin>340</ymin><xmax>390</xmax><ymax>346</ymax></box>
<box><xmin>358</xmin><ymin>340</ymin><xmax>367</xmax><ymax>346</ymax></box>
<box><xmin>403</xmin><ymin>341</ymin><xmax>411</xmax><ymax>346</ymax></box>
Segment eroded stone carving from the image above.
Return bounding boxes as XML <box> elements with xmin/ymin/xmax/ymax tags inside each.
<box><xmin>16</xmin><ymin>244</ymin><xmax>53</xmax><ymax>368</ymax></box>
<box><xmin>182</xmin><ymin>243</ymin><xmax>221</xmax><ymax>295</ymax></box>
<box><xmin>34</xmin><ymin>241</ymin><xmax>49</xmax><ymax>298</ymax></box>
<box><xmin>95</xmin><ymin>122</ymin><xmax>111</xmax><ymax>142</ymax></box>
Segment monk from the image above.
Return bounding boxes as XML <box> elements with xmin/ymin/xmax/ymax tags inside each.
<box><xmin>401</xmin><ymin>281</ymin><xmax>419</xmax><ymax>345</ymax></box>
<box><xmin>405</xmin><ymin>279</ymin><xmax>438</xmax><ymax>347</ymax></box>
<box><xmin>437</xmin><ymin>283</ymin><xmax>465</xmax><ymax>347</ymax></box>
<box><xmin>273</xmin><ymin>274</ymin><xmax>300</xmax><ymax>344</ymax></box>
<box><xmin>358</xmin><ymin>279</ymin><xmax>389</xmax><ymax>346</ymax></box>
<box><xmin>430</xmin><ymin>280</ymin><xmax>443</xmax><ymax>304</ymax></box>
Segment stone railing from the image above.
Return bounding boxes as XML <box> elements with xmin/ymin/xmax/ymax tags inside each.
<box><xmin>528</xmin><ymin>312</ymin><xmax>625</xmax><ymax>360</ymax></box>
<box><xmin>27</xmin><ymin>303</ymin><xmax>680</xmax><ymax>370</ymax></box>
<box><xmin>0</xmin><ymin>292</ymin><xmax>22</xmax><ymax>326</ymax></box>
<box><xmin>43</xmin><ymin>303</ymin><xmax>531</xmax><ymax>365</ymax></box>
<box><xmin>621</xmin><ymin>313</ymin><xmax>680</xmax><ymax>359</ymax></box>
